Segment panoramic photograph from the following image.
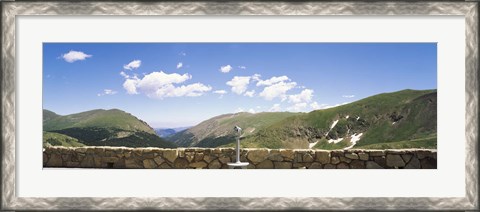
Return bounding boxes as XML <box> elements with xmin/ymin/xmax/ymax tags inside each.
<box><xmin>43</xmin><ymin>43</ymin><xmax>437</xmax><ymax>169</ymax></box>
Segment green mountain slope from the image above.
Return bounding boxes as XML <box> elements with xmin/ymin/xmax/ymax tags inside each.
<box><xmin>43</xmin><ymin>89</ymin><xmax>436</xmax><ymax>150</ymax></box>
<box><xmin>241</xmin><ymin>89</ymin><xmax>437</xmax><ymax>149</ymax></box>
<box><xmin>43</xmin><ymin>131</ymin><xmax>85</xmax><ymax>147</ymax></box>
<box><xmin>166</xmin><ymin>112</ymin><xmax>297</xmax><ymax>147</ymax></box>
<box><xmin>43</xmin><ymin>109</ymin><xmax>155</xmax><ymax>134</ymax></box>
<box><xmin>170</xmin><ymin>89</ymin><xmax>437</xmax><ymax>149</ymax></box>
<box><xmin>43</xmin><ymin>109</ymin><xmax>60</xmax><ymax>122</ymax></box>
<box><xmin>43</xmin><ymin>109</ymin><xmax>176</xmax><ymax>148</ymax></box>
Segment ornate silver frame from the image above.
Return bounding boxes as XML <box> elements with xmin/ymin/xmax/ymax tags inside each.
<box><xmin>1</xmin><ymin>1</ymin><xmax>478</xmax><ymax>210</ymax></box>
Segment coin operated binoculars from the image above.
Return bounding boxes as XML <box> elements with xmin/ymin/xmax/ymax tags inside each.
<box><xmin>227</xmin><ymin>125</ymin><xmax>249</xmax><ymax>169</ymax></box>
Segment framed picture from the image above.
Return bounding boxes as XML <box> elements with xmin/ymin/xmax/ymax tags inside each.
<box><xmin>1</xmin><ymin>1</ymin><xmax>478</xmax><ymax>210</ymax></box>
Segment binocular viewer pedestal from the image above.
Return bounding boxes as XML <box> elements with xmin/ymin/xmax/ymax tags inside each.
<box><xmin>227</xmin><ymin>125</ymin><xmax>249</xmax><ymax>169</ymax></box>
<box><xmin>227</xmin><ymin>161</ymin><xmax>249</xmax><ymax>169</ymax></box>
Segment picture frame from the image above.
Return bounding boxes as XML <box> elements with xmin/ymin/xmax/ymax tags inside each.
<box><xmin>1</xmin><ymin>1</ymin><xmax>478</xmax><ymax>210</ymax></box>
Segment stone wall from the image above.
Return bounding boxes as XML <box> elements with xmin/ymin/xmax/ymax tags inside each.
<box><xmin>43</xmin><ymin>147</ymin><xmax>437</xmax><ymax>169</ymax></box>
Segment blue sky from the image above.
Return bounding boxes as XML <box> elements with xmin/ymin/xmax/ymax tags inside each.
<box><xmin>43</xmin><ymin>43</ymin><xmax>437</xmax><ymax>128</ymax></box>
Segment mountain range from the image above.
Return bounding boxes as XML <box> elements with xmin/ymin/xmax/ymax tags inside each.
<box><xmin>43</xmin><ymin>89</ymin><xmax>437</xmax><ymax>150</ymax></box>
<box><xmin>43</xmin><ymin>109</ymin><xmax>175</xmax><ymax>148</ymax></box>
<box><xmin>165</xmin><ymin>89</ymin><xmax>437</xmax><ymax>149</ymax></box>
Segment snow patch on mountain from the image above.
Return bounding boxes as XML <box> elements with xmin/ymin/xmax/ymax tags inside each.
<box><xmin>328</xmin><ymin>137</ymin><xmax>344</xmax><ymax>144</ymax></box>
<box><xmin>325</xmin><ymin>119</ymin><xmax>339</xmax><ymax>137</ymax></box>
<box><xmin>330</xmin><ymin>119</ymin><xmax>339</xmax><ymax>129</ymax></box>
<box><xmin>344</xmin><ymin>133</ymin><xmax>363</xmax><ymax>149</ymax></box>
<box><xmin>309</xmin><ymin>141</ymin><xmax>318</xmax><ymax>148</ymax></box>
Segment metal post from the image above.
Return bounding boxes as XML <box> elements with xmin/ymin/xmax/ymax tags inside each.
<box><xmin>228</xmin><ymin>125</ymin><xmax>249</xmax><ymax>169</ymax></box>
<box><xmin>236</xmin><ymin>134</ymin><xmax>241</xmax><ymax>163</ymax></box>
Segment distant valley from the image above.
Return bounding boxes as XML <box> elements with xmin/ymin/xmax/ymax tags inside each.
<box><xmin>154</xmin><ymin>127</ymin><xmax>190</xmax><ymax>138</ymax></box>
<box><xmin>44</xmin><ymin>89</ymin><xmax>437</xmax><ymax>150</ymax></box>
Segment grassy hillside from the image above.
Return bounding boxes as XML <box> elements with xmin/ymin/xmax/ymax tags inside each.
<box><xmin>43</xmin><ymin>109</ymin><xmax>155</xmax><ymax>134</ymax></box>
<box><xmin>43</xmin><ymin>110</ymin><xmax>60</xmax><ymax>122</ymax></box>
<box><xmin>242</xmin><ymin>89</ymin><xmax>437</xmax><ymax>149</ymax></box>
<box><xmin>43</xmin><ymin>109</ymin><xmax>175</xmax><ymax>148</ymax></box>
<box><xmin>359</xmin><ymin>136</ymin><xmax>437</xmax><ymax>149</ymax></box>
<box><xmin>214</xmin><ymin>89</ymin><xmax>437</xmax><ymax>149</ymax></box>
<box><xmin>43</xmin><ymin>131</ymin><xmax>85</xmax><ymax>147</ymax></box>
<box><xmin>167</xmin><ymin>112</ymin><xmax>297</xmax><ymax>147</ymax></box>
<box><xmin>51</xmin><ymin>127</ymin><xmax>176</xmax><ymax>148</ymax></box>
<box><xmin>43</xmin><ymin>89</ymin><xmax>436</xmax><ymax>150</ymax></box>
<box><xmin>353</xmin><ymin>91</ymin><xmax>437</xmax><ymax>147</ymax></box>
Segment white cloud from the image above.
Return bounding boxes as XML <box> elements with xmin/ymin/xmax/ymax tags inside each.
<box><xmin>176</xmin><ymin>62</ymin><xmax>183</xmax><ymax>69</ymax></box>
<box><xmin>213</xmin><ymin>90</ymin><xmax>227</xmax><ymax>98</ymax></box>
<box><xmin>155</xmin><ymin>83</ymin><xmax>211</xmax><ymax>98</ymax></box>
<box><xmin>220</xmin><ymin>65</ymin><xmax>233</xmax><ymax>73</ymax></box>
<box><xmin>120</xmin><ymin>71</ymin><xmax>130</xmax><ymax>79</ymax></box>
<box><xmin>138</xmin><ymin>71</ymin><xmax>191</xmax><ymax>89</ymax></box>
<box><xmin>270</xmin><ymin>104</ymin><xmax>281</xmax><ymax>112</ymax></box>
<box><xmin>288</xmin><ymin>89</ymin><xmax>314</xmax><ymax>103</ymax></box>
<box><xmin>259</xmin><ymin>81</ymin><xmax>297</xmax><ymax>101</ymax></box>
<box><xmin>342</xmin><ymin>95</ymin><xmax>355</xmax><ymax>98</ymax></box>
<box><xmin>251</xmin><ymin>74</ymin><xmax>261</xmax><ymax>81</ymax></box>
<box><xmin>235</xmin><ymin>107</ymin><xmax>257</xmax><ymax>114</ymax></box>
<box><xmin>122</xmin><ymin>71</ymin><xmax>211</xmax><ymax>99</ymax></box>
<box><xmin>238</xmin><ymin>66</ymin><xmax>247</xmax><ymax>69</ymax></box>
<box><xmin>179</xmin><ymin>52</ymin><xmax>187</xmax><ymax>56</ymax></box>
<box><xmin>287</xmin><ymin>102</ymin><xmax>308</xmax><ymax>112</ymax></box>
<box><xmin>256</xmin><ymin>75</ymin><xmax>290</xmax><ymax>86</ymax></box>
<box><xmin>123</xmin><ymin>78</ymin><xmax>140</xmax><ymax>94</ymax></box>
<box><xmin>244</xmin><ymin>90</ymin><xmax>255</xmax><ymax>97</ymax></box>
<box><xmin>61</xmin><ymin>50</ymin><xmax>92</xmax><ymax>63</ymax></box>
<box><xmin>124</xmin><ymin>60</ymin><xmax>141</xmax><ymax>70</ymax></box>
<box><xmin>226</xmin><ymin>76</ymin><xmax>251</xmax><ymax>95</ymax></box>
<box><xmin>104</xmin><ymin>89</ymin><xmax>116</xmax><ymax>95</ymax></box>
<box><xmin>97</xmin><ymin>89</ymin><xmax>117</xmax><ymax>96</ymax></box>
<box><xmin>213</xmin><ymin>90</ymin><xmax>227</xmax><ymax>94</ymax></box>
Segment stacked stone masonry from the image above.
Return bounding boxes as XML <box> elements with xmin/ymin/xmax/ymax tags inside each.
<box><xmin>43</xmin><ymin>147</ymin><xmax>437</xmax><ymax>169</ymax></box>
